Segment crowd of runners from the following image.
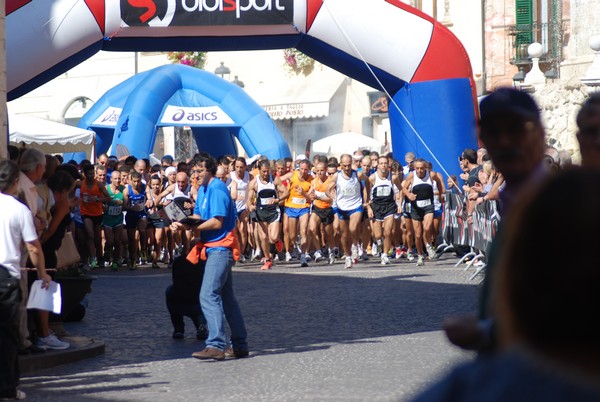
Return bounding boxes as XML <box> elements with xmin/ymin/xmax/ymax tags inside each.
<box><xmin>31</xmin><ymin>147</ymin><xmax>462</xmax><ymax>272</ymax></box>
<box><xmin>9</xmin><ymin>136</ymin><xmax>575</xmax><ymax>276</ymax></box>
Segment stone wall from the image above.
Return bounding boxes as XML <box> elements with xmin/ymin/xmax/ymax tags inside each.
<box><xmin>532</xmin><ymin>77</ymin><xmax>588</xmax><ymax>164</ymax></box>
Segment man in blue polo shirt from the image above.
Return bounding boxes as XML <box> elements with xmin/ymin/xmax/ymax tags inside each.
<box><xmin>173</xmin><ymin>152</ymin><xmax>248</xmax><ymax>361</ymax></box>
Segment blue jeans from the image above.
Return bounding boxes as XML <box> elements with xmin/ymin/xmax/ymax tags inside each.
<box><xmin>200</xmin><ymin>249</ymin><xmax>248</xmax><ymax>351</ymax></box>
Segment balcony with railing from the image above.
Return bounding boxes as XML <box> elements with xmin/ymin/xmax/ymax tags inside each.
<box><xmin>506</xmin><ymin>20</ymin><xmax>569</xmax><ymax>68</ymax></box>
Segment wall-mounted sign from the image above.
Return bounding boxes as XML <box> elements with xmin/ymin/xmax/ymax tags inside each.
<box><xmin>263</xmin><ymin>102</ymin><xmax>329</xmax><ymax>120</ymax></box>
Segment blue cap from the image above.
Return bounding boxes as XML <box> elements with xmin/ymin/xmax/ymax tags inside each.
<box><xmin>480</xmin><ymin>88</ymin><xmax>540</xmax><ymax>123</ymax></box>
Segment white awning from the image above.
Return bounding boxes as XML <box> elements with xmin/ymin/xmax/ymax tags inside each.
<box><xmin>9</xmin><ymin>114</ymin><xmax>95</xmax><ymax>153</ymax></box>
<box><xmin>254</xmin><ymin>69</ymin><xmax>346</xmax><ymax>120</ymax></box>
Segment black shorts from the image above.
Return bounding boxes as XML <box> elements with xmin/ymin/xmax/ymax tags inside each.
<box><xmin>312</xmin><ymin>206</ymin><xmax>334</xmax><ymax>226</ymax></box>
<box><xmin>82</xmin><ymin>215</ymin><xmax>103</xmax><ymax>226</ymax></box>
<box><xmin>409</xmin><ymin>203</ymin><xmax>434</xmax><ymax>221</ymax></box>
<box><xmin>125</xmin><ymin>212</ymin><xmax>147</xmax><ymax>229</ymax></box>
<box><xmin>148</xmin><ymin>216</ymin><xmax>166</xmax><ymax>229</ymax></box>
<box><xmin>371</xmin><ymin>201</ymin><xmax>397</xmax><ymax>221</ymax></box>
<box><xmin>256</xmin><ymin>207</ymin><xmax>281</xmax><ymax>224</ymax></box>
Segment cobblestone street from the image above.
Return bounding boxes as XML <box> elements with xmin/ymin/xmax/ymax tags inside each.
<box><xmin>20</xmin><ymin>254</ymin><xmax>480</xmax><ymax>401</ymax></box>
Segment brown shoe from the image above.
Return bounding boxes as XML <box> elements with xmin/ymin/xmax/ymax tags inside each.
<box><xmin>225</xmin><ymin>347</ymin><xmax>249</xmax><ymax>359</ymax></box>
<box><xmin>192</xmin><ymin>347</ymin><xmax>225</xmax><ymax>361</ymax></box>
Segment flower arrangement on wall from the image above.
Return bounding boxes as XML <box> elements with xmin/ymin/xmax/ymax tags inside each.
<box><xmin>167</xmin><ymin>51</ymin><xmax>207</xmax><ymax>69</ymax></box>
<box><xmin>283</xmin><ymin>49</ymin><xmax>315</xmax><ymax>76</ymax></box>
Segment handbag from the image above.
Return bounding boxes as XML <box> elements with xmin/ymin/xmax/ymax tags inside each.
<box><xmin>55</xmin><ymin>231</ymin><xmax>81</xmax><ymax>268</ymax></box>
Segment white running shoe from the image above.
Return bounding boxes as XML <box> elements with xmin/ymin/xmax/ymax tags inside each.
<box><xmin>251</xmin><ymin>249</ymin><xmax>261</xmax><ymax>262</ymax></box>
<box><xmin>426</xmin><ymin>244</ymin><xmax>436</xmax><ymax>260</ymax></box>
<box><xmin>285</xmin><ymin>251</ymin><xmax>293</xmax><ymax>262</ymax></box>
<box><xmin>37</xmin><ymin>334</ymin><xmax>70</xmax><ymax>350</ymax></box>
<box><xmin>416</xmin><ymin>255</ymin><xmax>425</xmax><ymax>266</ymax></box>
<box><xmin>351</xmin><ymin>245</ymin><xmax>358</xmax><ymax>261</ymax></box>
<box><xmin>314</xmin><ymin>250</ymin><xmax>323</xmax><ymax>262</ymax></box>
<box><xmin>381</xmin><ymin>254</ymin><xmax>390</xmax><ymax>265</ymax></box>
<box><xmin>407</xmin><ymin>252</ymin><xmax>415</xmax><ymax>262</ymax></box>
<box><xmin>371</xmin><ymin>243</ymin><xmax>379</xmax><ymax>257</ymax></box>
<box><xmin>328</xmin><ymin>252</ymin><xmax>336</xmax><ymax>265</ymax></box>
<box><xmin>344</xmin><ymin>256</ymin><xmax>353</xmax><ymax>269</ymax></box>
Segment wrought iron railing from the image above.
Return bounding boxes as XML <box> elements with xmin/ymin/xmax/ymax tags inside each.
<box><xmin>506</xmin><ymin>20</ymin><xmax>569</xmax><ymax>66</ymax></box>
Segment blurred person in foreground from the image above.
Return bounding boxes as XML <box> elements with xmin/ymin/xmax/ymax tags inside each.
<box><xmin>413</xmin><ymin>168</ymin><xmax>600</xmax><ymax>402</ymax></box>
<box><xmin>444</xmin><ymin>87</ymin><xmax>548</xmax><ymax>352</ymax></box>
<box><xmin>1</xmin><ymin>159</ymin><xmax>51</xmax><ymax>401</ymax></box>
<box><xmin>576</xmin><ymin>92</ymin><xmax>600</xmax><ymax>169</ymax></box>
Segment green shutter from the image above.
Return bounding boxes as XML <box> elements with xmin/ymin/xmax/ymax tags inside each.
<box><xmin>515</xmin><ymin>0</ymin><xmax>533</xmax><ymax>46</ymax></box>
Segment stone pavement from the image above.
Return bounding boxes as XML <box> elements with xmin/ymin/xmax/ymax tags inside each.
<box><xmin>18</xmin><ymin>252</ymin><xmax>481</xmax><ymax>401</ymax></box>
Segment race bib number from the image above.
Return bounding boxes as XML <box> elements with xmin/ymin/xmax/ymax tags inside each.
<box><xmin>237</xmin><ymin>190</ymin><xmax>246</xmax><ymax>199</ymax></box>
<box><xmin>291</xmin><ymin>197</ymin><xmax>306</xmax><ymax>205</ymax></box>
<box><xmin>342</xmin><ymin>186</ymin><xmax>357</xmax><ymax>196</ymax></box>
<box><xmin>260</xmin><ymin>197</ymin><xmax>274</xmax><ymax>205</ymax></box>
<box><xmin>416</xmin><ymin>199</ymin><xmax>432</xmax><ymax>208</ymax></box>
<box><xmin>108</xmin><ymin>205</ymin><xmax>122</xmax><ymax>215</ymax></box>
<box><xmin>376</xmin><ymin>187</ymin><xmax>391</xmax><ymax>197</ymax></box>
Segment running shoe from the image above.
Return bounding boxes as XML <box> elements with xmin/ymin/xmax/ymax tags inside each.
<box><xmin>351</xmin><ymin>245</ymin><xmax>359</xmax><ymax>261</ymax></box>
<box><xmin>371</xmin><ymin>243</ymin><xmax>379</xmax><ymax>257</ymax></box>
<box><xmin>328</xmin><ymin>252</ymin><xmax>336</xmax><ymax>265</ymax></box>
<box><xmin>251</xmin><ymin>249</ymin><xmax>261</xmax><ymax>262</ymax></box>
<box><xmin>416</xmin><ymin>255</ymin><xmax>425</xmax><ymax>266</ymax></box>
<box><xmin>407</xmin><ymin>252</ymin><xmax>415</xmax><ymax>262</ymax></box>
<box><xmin>261</xmin><ymin>259</ymin><xmax>273</xmax><ymax>270</ymax></box>
<box><xmin>381</xmin><ymin>254</ymin><xmax>391</xmax><ymax>265</ymax></box>
<box><xmin>344</xmin><ymin>256</ymin><xmax>353</xmax><ymax>269</ymax></box>
<box><xmin>300</xmin><ymin>254</ymin><xmax>309</xmax><ymax>267</ymax></box>
<box><xmin>110</xmin><ymin>261</ymin><xmax>119</xmax><ymax>271</ymax></box>
<box><xmin>89</xmin><ymin>257</ymin><xmax>98</xmax><ymax>270</ymax></box>
<box><xmin>395</xmin><ymin>247</ymin><xmax>402</xmax><ymax>259</ymax></box>
<box><xmin>36</xmin><ymin>334</ymin><xmax>70</xmax><ymax>350</ymax></box>
<box><xmin>426</xmin><ymin>244</ymin><xmax>436</xmax><ymax>260</ymax></box>
<box><xmin>285</xmin><ymin>251</ymin><xmax>293</xmax><ymax>262</ymax></box>
<box><xmin>314</xmin><ymin>250</ymin><xmax>323</xmax><ymax>262</ymax></box>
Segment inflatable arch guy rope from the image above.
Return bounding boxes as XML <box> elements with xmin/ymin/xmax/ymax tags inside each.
<box><xmin>7</xmin><ymin>0</ymin><xmax>477</xmax><ymax>175</ymax></box>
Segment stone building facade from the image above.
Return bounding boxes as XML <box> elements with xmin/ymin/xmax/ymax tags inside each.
<box><xmin>483</xmin><ymin>0</ymin><xmax>600</xmax><ymax>162</ymax></box>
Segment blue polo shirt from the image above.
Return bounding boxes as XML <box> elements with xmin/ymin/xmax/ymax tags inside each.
<box><xmin>194</xmin><ymin>177</ymin><xmax>236</xmax><ymax>244</ymax></box>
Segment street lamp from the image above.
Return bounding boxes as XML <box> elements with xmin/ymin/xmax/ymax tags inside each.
<box><xmin>512</xmin><ymin>67</ymin><xmax>525</xmax><ymax>88</ymax></box>
<box><xmin>214</xmin><ymin>61</ymin><xmax>231</xmax><ymax>81</ymax></box>
<box><xmin>214</xmin><ymin>61</ymin><xmax>245</xmax><ymax>88</ymax></box>
<box><xmin>232</xmin><ymin>75</ymin><xmax>245</xmax><ymax>88</ymax></box>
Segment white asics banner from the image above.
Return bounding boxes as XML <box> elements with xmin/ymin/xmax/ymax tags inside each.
<box><xmin>160</xmin><ymin>105</ymin><xmax>235</xmax><ymax>126</ymax></box>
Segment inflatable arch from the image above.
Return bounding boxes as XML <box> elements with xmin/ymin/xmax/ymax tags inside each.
<box><xmin>7</xmin><ymin>0</ymin><xmax>478</xmax><ymax>175</ymax></box>
<box><xmin>68</xmin><ymin>64</ymin><xmax>290</xmax><ymax>160</ymax></box>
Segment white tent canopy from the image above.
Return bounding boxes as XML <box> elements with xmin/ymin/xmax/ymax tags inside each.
<box><xmin>9</xmin><ymin>114</ymin><xmax>95</xmax><ymax>154</ymax></box>
<box><xmin>312</xmin><ymin>132</ymin><xmax>383</xmax><ymax>156</ymax></box>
